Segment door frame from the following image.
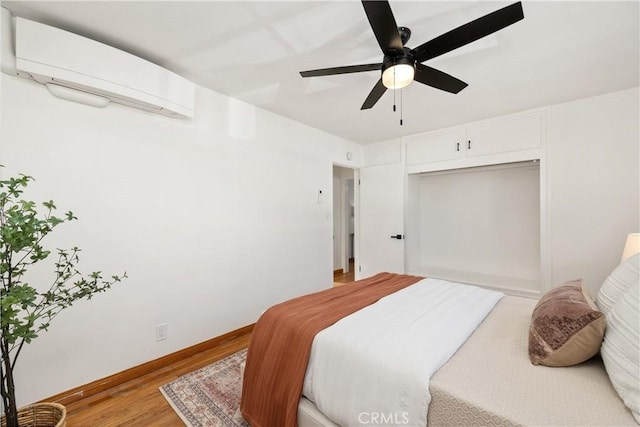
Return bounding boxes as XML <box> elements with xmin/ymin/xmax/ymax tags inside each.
<box><xmin>332</xmin><ymin>164</ymin><xmax>357</xmax><ymax>277</ymax></box>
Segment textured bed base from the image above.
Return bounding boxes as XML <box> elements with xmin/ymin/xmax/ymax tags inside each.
<box><xmin>427</xmin><ymin>296</ymin><xmax>636</xmax><ymax>426</ymax></box>
<box><xmin>298</xmin><ymin>397</ymin><xmax>339</xmax><ymax>427</ymax></box>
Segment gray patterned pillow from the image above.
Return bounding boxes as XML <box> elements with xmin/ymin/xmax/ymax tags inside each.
<box><xmin>529</xmin><ymin>279</ymin><xmax>606</xmax><ymax>367</ymax></box>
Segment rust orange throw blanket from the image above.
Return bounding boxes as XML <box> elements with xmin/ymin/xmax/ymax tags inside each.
<box><xmin>240</xmin><ymin>272</ymin><xmax>423</xmax><ymax>427</ymax></box>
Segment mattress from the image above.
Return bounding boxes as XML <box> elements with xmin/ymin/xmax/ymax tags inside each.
<box><xmin>299</xmin><ymin>295</ymin><xmax>637</xmax><ymax>426</ymax></box>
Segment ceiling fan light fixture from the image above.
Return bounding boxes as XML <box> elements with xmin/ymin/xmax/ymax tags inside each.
<box><xmin>382</xmin><ymin>59</ymin><xmax>415</xmax><ymax>89</ymax></box>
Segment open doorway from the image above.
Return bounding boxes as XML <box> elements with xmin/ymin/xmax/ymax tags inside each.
<box><xmin>333</xmin><ymin>165</ymin><xmax>356</xmax><ymax>286</ymax></box>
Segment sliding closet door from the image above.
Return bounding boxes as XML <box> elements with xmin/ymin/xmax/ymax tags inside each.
<box><xmin>358</xmin><ymin>163</ymin><xmax>405</xmax><ymax>279</ymax></box>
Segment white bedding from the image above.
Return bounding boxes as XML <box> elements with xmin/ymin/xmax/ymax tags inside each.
<box><xmin>302</xmin><ymin>278</ymin><xmax>504</xmax><ymax>427</ymax></box>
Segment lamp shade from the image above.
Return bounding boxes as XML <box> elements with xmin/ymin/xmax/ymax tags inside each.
<box><xmin>382</xmin><ymin>64</ymin><xmax>414</xmax><ymax>89</ymax></box>
<box><xmin>621</xmin><ymin>233</ymin><xmax>640</xmax><ymax>263</ymax></box>
<box><xmin>381</xmin><ymin>56</ymin><xmax>415</xmax><ymax>89</ymax></box>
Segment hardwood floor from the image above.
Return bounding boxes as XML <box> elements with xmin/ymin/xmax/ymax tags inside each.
<box><xmin>333</xmin><ymin>258</ymin><xmax>355</xmax><ymax>285</ymax></box>
<box><xmin>63</xmin><ymin>331</ymin><xmax>251</xmax><ymax>426</ymax></box>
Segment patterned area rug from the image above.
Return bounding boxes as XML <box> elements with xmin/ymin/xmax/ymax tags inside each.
<box><xmin>160</xmin><ymin>349</ymin><xmax>250</xmax><ymax>427</ymax></box>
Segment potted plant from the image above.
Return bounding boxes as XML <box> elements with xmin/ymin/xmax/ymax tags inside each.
<box><xmin>0</xmin><ymin>172</ymin><xmax>126</xmax><ymax>427</ymax></box>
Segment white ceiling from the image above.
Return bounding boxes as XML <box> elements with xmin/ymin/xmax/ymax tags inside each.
<box><xmin>3</xmin><ymin>1</ymin><xmax>639</xmax><ymax>144</ymax></box>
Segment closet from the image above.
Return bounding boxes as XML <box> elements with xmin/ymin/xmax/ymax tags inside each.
<box><xmin>406</xmin><ymin>162</ymin><xmax>541</xmax><ymax>296</ymax></box>
<box><xmin>403</xmin><ymin>111</ymin><xmax>547</xmax><ymax>296</ymax></box>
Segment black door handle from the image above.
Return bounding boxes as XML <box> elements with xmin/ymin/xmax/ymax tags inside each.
<box><xmin>390</xmin><ymin>234</ymin><xmax>403</xmax><ymax>239</ymax></box>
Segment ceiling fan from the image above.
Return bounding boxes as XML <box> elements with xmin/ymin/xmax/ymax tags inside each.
<box><xmin>300</xmin><ymin>1</ymin><xmax>524</xmax><ymax>110</ymax></box>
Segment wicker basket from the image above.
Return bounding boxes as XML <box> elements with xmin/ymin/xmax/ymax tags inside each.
<box><xmin>1</xmin><ymin>403</ymin><xmax>66</xmax><ymax>427</ymax></box>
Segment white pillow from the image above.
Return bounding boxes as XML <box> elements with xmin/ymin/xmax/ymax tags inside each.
<box><xmin>597</xmin><ymin>253</ymin><xmax>640</xmax><ymax>315</ymax></box>
<box><xmin>600</xmin><ymin>273</ymin><xmax>640</xmax><ymax>423</ymax></box>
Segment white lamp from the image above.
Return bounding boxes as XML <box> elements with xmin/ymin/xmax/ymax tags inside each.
<box><xmin>381</xmin><ymin>57</ymin><xmax>415</xmax><ymax>89</ymax></box>
<box><xmin>620</xmin><ymin>233</ymin><xmax>640</xmax><ymax>263</ymax></box>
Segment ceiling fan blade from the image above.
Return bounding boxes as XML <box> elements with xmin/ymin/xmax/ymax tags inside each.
<box><xmin>361</xmin><ymin>78</ymin><xmax>387</xmax><ymax>110</ymax></box>
<box><xmin>300</xmin><ymin>63</ymin><xmax>382</xmax><ymax>78</ymax></box>
<box><xmin>412</xmin><ymin>2</ymin><xmax>524</xmax><ymax>63</ymax></box>
<box><xmin>362</xmin><ymin>0</ymin><xmax>404</xmax><ymax>55</ymax></box>
<box><xmin>414</xmin><ymin>64</ymin><xmax>468</xmax><ymax>94</ymax></box>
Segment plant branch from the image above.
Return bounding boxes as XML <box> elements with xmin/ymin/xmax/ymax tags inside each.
<box><xmin>0</xmin><ymin>171</ymin><xmax>126</xmax><ymax>427</ymax></box>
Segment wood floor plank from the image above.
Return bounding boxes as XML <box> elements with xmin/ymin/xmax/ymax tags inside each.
<box><xmin>334</xmin><ymin>258</ymin><xmax>355</xmax><ymax>285</ymax></box>
<box><xmin>65</xmin><ymin>331</ymin><xmax>251</xmax><ymax>426</ymax></box>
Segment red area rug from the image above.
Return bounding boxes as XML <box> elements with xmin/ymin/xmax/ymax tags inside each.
<box><xmin>160</xmin><ymin>349</ymin><xmax>249</xmax><ymax>427</ymax></box>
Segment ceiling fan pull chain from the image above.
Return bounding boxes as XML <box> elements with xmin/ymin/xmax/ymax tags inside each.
<box><xmin>400</xmin><ymin>88</ymin><xmax>403</xmax><ymax>126</ymax></box>
<box><xmin>393</xmin><ymin>64</ymin><xmax>397</xmax><ymax>112</ymax></box>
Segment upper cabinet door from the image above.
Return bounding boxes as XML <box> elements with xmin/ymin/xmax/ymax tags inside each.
<box><xmin>404</xmin><ymin>112</ymin><xmax>544</xmax><ymax>171</ymax></box>
<box><xmin>466</xmin><ymin>114</ymin><xmax>542</xmax><ymax>157</ymax></box>
<box><xmin>405</xmin><ymin>129</ymin><xmax>467</xmax><ymax>165</ymax></box>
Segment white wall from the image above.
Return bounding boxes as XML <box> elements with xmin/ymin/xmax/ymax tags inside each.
<box><xmin>548</xmin><ymin>87</ymin><xmax>639</xmax><ymax>294</ymax></box>
<box><xmin>0</xmin><ymin>75</ymin><xmax>362</xmax><ymax>405</ymax></box>
<box><xmin>362</xmin><ymin>138</ymin><xmax>402</xmax><ymax>167</ymax></box>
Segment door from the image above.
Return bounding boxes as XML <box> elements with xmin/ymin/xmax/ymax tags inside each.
<box><xmin>465</xmin><ymin>114</ymin><xmax>542</xmax><ymax>157</ymax></box>
<box><xmin>405</xmin><ymin>129</ymin><xmax>466</xmax><ymax>165</ymax></box>
<box><xmin>333</xmin><ymin>165</ymin><xmax>356</xmax><ymax>281</ymax></box>
<box><xmin>333</xmin><ymin>174</ymin><xmax>342</xmax><ymax>271</ymax></box>
<box><xmin>358</xmin><ymin>163</ymin><xmax>405</xmax><ymax>279</ymax></box>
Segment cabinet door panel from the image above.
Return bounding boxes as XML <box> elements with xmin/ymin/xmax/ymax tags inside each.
<box><xmin>406</xmin><ymin>129</ymin><xmax>466</xmax><ymax>165</ymax></box>
<box><xmin>466</xmin><ymin>114</ymin><xmax>542</xmax><ymax>157</ymax></box>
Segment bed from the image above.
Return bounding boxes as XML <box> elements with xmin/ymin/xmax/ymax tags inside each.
<box><xmin>241</xmin><ymin>260</ymin><xmax>639</xmax><ymax>427</ymax></box>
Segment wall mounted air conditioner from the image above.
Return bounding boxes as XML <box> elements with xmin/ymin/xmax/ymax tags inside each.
<box><xmin>1</xmin><ymin>7</ymin><xmax>195</xmax><ymax>118</ymax></box>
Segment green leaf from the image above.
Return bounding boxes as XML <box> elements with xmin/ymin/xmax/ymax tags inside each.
<box><xmin>42</xmin><ymin>200</ymin><xmax>56</xmax><ymax>210</ymax></box>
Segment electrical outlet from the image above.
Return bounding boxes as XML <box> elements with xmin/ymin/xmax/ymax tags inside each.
<box><xmin>155</xmin><ymin>323</ymin><xmax>168</xmax><ymax>342</ymax></box>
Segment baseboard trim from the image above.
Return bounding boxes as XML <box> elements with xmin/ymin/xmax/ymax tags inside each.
<box><xmin>42</xmin><ymin>323</ymin><xmax>254</xmax><ymax>406</ymax></box>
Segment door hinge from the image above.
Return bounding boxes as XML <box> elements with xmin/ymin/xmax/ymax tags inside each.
<box><xmin>358</xmin><ymin>265</ymin><xmax>361</xmax><ymax>272</ymax></box>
